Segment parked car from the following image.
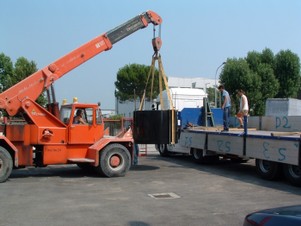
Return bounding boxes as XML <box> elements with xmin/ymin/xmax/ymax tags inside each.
<box><xmin>244</xmin><ymin>205</ymin><xmax>301</xmax><ymax>226</ymax></box>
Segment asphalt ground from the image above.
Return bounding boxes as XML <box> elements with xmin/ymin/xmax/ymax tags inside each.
<box><xmin>1</xmin><ymin>145</ymin><xmax>301</xmax><ymax>226</ymax></box>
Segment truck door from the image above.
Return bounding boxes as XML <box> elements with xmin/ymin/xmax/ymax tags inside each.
<box><xmin>69</xmin><ymin>107</ymin><xmax>103</xmax><ymax>144</ymax></box>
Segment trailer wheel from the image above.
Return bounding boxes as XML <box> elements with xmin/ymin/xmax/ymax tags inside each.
<box><xmin>191</xmin><ymin>148</ymin><xmax>204</xmax><ymax>162</ymax></box>
<box><xmin>191</xmin><ymin>149</ymin><xmax>218</xmax><ymax>164</ymax></box>
<box><xmin>283</xmin><ymin>164</ymin><xmax>301</xmax><ymax>187</ymax></box>
<box><xmin>255</xmin><ymin>159</ymin><xmax>280</xmax><ymax>180</ymax></box>
<box><xmin>95</xmin><ymin>143</ymin><xmax>131</xmax><ymax>177</ymax></box>
<box><xmin>155</xmin><ymin>144</ymin><xmax>169</xmax><ymax>157</ymax></box>
<box><xmin>0</xmin><ymin>147</ymin><xmax>13</xmax><ymax>183</ymax></box>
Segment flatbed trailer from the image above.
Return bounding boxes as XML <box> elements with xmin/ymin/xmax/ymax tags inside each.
<box><xmin>157</xmin><ymin>126</ymin><xmax>301</xmax><ymax>187</ymax></box>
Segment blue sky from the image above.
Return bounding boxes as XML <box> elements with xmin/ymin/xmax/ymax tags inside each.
<box><xmin>1</xmin><ymin>0</ymin><xmax>300</xmax><ymax>109</ymax></box>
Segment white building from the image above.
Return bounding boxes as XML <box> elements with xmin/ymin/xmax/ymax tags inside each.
<box><xmin>157</xmin><ymin>87</ymin><xmax>207</xmax><ymax>111</ymax></box>
<box><xmin>168</xmin><ymin>77</ymin><xmax>216</xmax><ymax>91</ymax></box>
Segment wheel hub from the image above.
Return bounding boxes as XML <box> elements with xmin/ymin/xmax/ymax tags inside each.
<box><xmin>110</xmin><ymin>155</ymin><xmax>121</xmax><ymax>167</ymax></box>
<box><xmin>260</xmin><ymin>160</ymin><xmax>271</xmax><ymax>173</ymax></box>
<box><xmin>193</xmin><ymin>149</ymin><xmax>202</xmax><ymax>159</ymax></box>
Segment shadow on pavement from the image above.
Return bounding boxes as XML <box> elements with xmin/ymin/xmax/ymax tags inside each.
<box><xmin>130</xmin><ymin>164</ymin><xmax>160</xmax><ymax>171</ymax></box>
<box><xmin>148</xmin><ymin>154</ymin><xmax>301</xmax><ymax>196</ymax></box>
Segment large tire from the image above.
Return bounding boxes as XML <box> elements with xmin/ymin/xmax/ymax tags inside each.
<box><xmin>255</xmin><ymin>159</ymin><xmax>281</xmax><ymax>180</ymax></box>
<box><xmin>155</xmin><ymin>144</ymin><xmax>170</xmax><ymax>157</ymax></box>
<box><xmin>166</xmin><ymin>144</ymin><xmax>175</xmax><ymax>152</ymax></box>
<box><xmin>95</xmin><ymin>143</ymin><xmax>131</xmax><ymax>177</ymax></box>
<box><xmin>283</xmin><ymin>164</ymin><xmax>301</xmax><ymax>187</ymax></box>
<box><xmin>191</xmin><ymin>148</ymin><xmax>218</xmax><ymax>164</ymax></box>
<box><xmin>0</xmin><ymin>147</ymin><xmax>13</xmax><ymax>183</ymax></box>
<box><xmin>191</xmin><ymin>148</ymin><xmax>205</xmax><ymax>163</ymax></box>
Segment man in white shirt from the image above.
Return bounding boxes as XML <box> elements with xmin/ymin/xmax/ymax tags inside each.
<box><xmin>236</xmin><ymin>89</ymin><xmax>249</xmax><ymax>128</ymax></box>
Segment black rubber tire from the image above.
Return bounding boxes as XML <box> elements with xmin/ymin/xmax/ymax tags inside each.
<box><xmin>283</xmin><ymin>164</ymin><xmax>301</xmax><ymax>187</ymax></box>
<box><xmin>0</xmin><ymin>146</ymin><xmax>13</xmax><ymax>183</ymax></box>
<box><xmin>191</xmin><ymin>148</ymin><xmax>218</xmax><ymax>164</ymax></box>
<box><xmin>155</xmin><ymin>144</ymin><xmax>170</xmax><ymax>157</ymax></box>
<box><xmin>191</xmin><ymin>148</ymin><xmax>205</xmax><ymax>163</ymax></box>
<box><xmin>95</xmin><ymin>143</ymin><xmax>131</xmax><ymax>177</ymax></box>
<box><xmin>255</xmin><ymin>159</ymin><xmax>281</xmax><ymax>180</ymax></box>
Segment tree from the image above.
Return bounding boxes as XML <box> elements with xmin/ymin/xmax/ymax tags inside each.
<box><xmin>274</xmin><ymin>50</ymin><xmax>300</xmax><ymax>98</ymax></box>
<box><xmin>260</xmin><ymin>48</ymin><xmax>275</xmax><ymax>65</ymax></box>
<box><xmin>13</xmin><ymin>57</ymin><xmax>37</xmax><ymax>85</ymax></box>
<box><xmin>220</xmin><ymin>48</ymin><xmax>299</xmax><ymax>116</ymax></box>
<box><xmin>206</xmin><ymin>87</ymin><xmax>216</xmax><ymax>106</ymax></box>
<box><xmin>220</xmin><ymin>58</ymin><xmax>262</xmax><ymax>115</ymax></box>
<box><xmin>245</xmin><ymin>49</ymin><xmax>279</xmax><ymax>115</ymax></box>
<box><xmin>0</xmin><ymin>53</ymin><xmax>47</xmax><ymax>109</ymax></box>
<box><xmin>246</xmin><ymin>51</ymin><xmax>261</xmax><ymax>72</ymax></box>
<box><xmin>115</xmin><ymin>63</ymin><xmax>160</xmax><ymax>102</ymax></box>
<box><xmin>0</xmin><ymin>53</ymin><xmax>14</xmax><ymax>92</ymax></box>
<box><xmin>257</xmin><ymin>63</ymin><xmax>279</xmax><ymax>100</ymax></box>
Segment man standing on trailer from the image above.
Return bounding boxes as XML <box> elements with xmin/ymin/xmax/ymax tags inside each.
<box><xmin>236</xmin><ymin>89</ymin><xmax>249</xmax><ymax>128</ymax></box>
<box><xmin>218</xmin><ymin>85</ymin><xmax>231</xmax><ymax>132</ymax></box>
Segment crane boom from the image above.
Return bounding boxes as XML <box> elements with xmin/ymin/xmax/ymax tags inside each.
<box><xmin>0</xmin><ymin>10</ymin><xmax>162</xmax><ymax>116</ymax></box>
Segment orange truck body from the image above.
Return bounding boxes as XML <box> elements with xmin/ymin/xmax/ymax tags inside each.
<box><xmin>0</xmin><ymin>11</ymin><xmax>162</xmax><ymax>182</ymax></box>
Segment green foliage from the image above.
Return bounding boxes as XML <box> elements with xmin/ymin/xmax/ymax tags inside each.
<box><xmin>257</xmin><ymin>64</ymin><xmax>279</xmax><ymax>100</ymax></box>
<box><xmin>274</xmin><ymin>50</ymin><xmax>300</xmax><ymax>98</ymax></box>
<box><xmin>0</xmin><ymin>53</ymin><xmax>14</xmax><ymax>91</ymax></box>
<box><xmin>13</xmin><ymin>57</ymin><xmax>37</xmax><ymax>85</ymax></box>
<box><xmin>206</xmin><ymin>87</ymin><xmax>215</xmax><ymax>106</ymax></box>
<box><xmin>115</xmin><ymin>63</ymin><xmax>160</xmax><ymax>102</ymax></box>
<box><xmin>220</xmin><ymin>48</ymin><xmax>300</xmax><ymax>116</ymax></box>
<box><xmin>261</xmin><ymin>48</ymin><xmax>275</xmax><ymax>65</ymax></box>
<box><xmin>108</xmin><ymin>114</ymin><xmax>124</xmax><ymax>120</ymax></box>
<box><xmin>220</xmin><ymin>58</ymin><xmax>262</xmax><ymax>115</ymax></box>
<box><xmin>0</xmin><ymin>53</ymin><xmax>47</xmax><ymax>107</ymax></box>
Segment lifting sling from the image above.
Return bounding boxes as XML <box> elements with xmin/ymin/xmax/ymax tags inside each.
<box><xmin>137</xmin><ymin>53</ymin><xmax>176</xmax><ymax>144</ymax></box>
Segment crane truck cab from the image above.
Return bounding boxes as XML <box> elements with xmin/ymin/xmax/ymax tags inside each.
<box><xmin>60</xmin><ymin>103</ymin><xmax>104</xmax><ymax>143</ymax></box>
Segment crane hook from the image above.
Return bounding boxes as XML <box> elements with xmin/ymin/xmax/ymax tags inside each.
<box><xmin>152</xmin><ymin>24</ymin><xmax>162</xmax><ymax>55</ymax></box>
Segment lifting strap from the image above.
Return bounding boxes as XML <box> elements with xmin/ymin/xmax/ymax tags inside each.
<box><xmin>138</xmin><ymin>53</ymin><xmax>176</xmax><ymax>144</ymax></box>
<box><xmin>139</xmin><ymin>54</ymin><xmax>173</xmax><ymax>110</ymax></box>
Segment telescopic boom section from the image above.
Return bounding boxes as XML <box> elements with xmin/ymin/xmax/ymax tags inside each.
<box><xmin>0</xmin><ymin>10</ymin><xmax>162</xmax><ymax>116</ymax></box>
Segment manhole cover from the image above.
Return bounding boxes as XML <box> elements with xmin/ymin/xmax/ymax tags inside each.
<box><xmin>148</xmin><ymin>192</ymin><xmax>180</xmax><ymax>199</ymax></box>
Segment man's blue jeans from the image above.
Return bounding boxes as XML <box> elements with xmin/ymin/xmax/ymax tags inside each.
<box><xmin>223</xmin><ymin>107</ymin><xmax>230</xmax><ymax>130</ymax></box>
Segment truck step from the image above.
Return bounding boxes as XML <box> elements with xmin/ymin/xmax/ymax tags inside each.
<box><xmin>67</xmin><ymin>158</ymin><xmax>95</xmax><ymax>163</ymax></box>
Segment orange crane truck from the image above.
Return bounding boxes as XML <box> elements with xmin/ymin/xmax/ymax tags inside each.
<box><xmin>0</xmin><ymin>11</ymin><xmax>162</xmax><ymax>182</ymax></box>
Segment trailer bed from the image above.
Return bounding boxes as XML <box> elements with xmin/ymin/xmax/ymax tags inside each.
<box><xmin>179</xmin><ymin>127</ymin><xmax>300</xmax><ymax>166</ymax></box>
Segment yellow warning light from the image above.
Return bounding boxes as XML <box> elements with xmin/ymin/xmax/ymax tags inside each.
<box><xmin>73</xmin><ymin>97</ymin><xmax>78</xmax><ymax>103</ymax></box>
<box><xmin>62</xmin><ymin>99</ymin><xmax>68</xmax><ymax>105</ymax></box>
